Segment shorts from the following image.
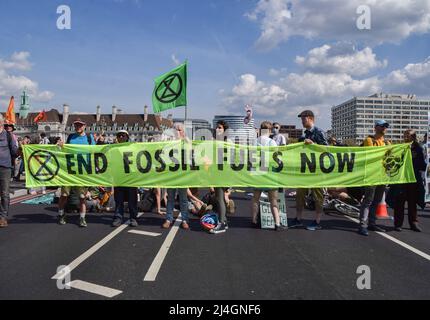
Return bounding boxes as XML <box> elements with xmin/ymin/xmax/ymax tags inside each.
<box><xmin>296</xmin><ymin>188</ymin><xmax>324</xmax><ymax>211</ymax></box>
<box><xmin>61</xmin><ymin>186</ymin><xmax>89</xmax><ymax>199</ymax></box>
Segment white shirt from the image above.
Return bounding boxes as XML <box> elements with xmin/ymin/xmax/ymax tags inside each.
<box><xmin>257</xmin><ymin>135</ymin><xmax>277</xmax><ymax>147</ymax></box>
<box><xmin>271</xmin><ymin>134</ymin><xmax>287</xmax><ymax>146</ymax></box>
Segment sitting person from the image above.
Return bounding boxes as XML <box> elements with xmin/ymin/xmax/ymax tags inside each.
<box><xmin>187</xmin><ymin>188</ymin><xmax>212</xmax><ymax>216</ymax></box>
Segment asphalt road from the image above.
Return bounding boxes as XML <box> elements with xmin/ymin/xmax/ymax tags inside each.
<box><xmin>1</xmin><ymin>190</ymin><xmax>430</xmax><ymax>300</ymax></box>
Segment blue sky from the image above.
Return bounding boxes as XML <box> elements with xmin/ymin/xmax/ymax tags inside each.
<box><xmin>1</xmin><ymin>0</ymin><xmax>430</xmax><ymax>129</ymax></box>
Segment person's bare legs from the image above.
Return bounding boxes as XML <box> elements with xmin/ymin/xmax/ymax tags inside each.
<box><xmin>155</xmin><ymin>188</ymin><xmax>162</xmax><ymax>214</ymax></box>
<box><xmin>79</xmin><ymin>198</ymin><xmax>86</xmax><ymax>217</ymax></box>
<box><xmin>295</xmin><ymin>188</ymin><xmax>306</xmax><ymax>221</ymax></box>
<box><xmin>58</xmin><ymin>196</ymin><xmax>67</xmax><ymax>212</ymax></box>
<box><xmin>269</xmin><ymin>190</ymin><xmax>281</xmax><ymax>225</ymax></box>
<box><xmin>252</xmin><ymin>190</ymin><xmax>262</xmax><ymax>224</ymax></box>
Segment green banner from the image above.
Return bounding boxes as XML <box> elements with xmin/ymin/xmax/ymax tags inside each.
<box><xmin>23</xmin><ymin>141</ymin><xmax>416</xmax><ymax>188</ymax></box>
<box><xmin>152</xmin><ymin>62</ymin><xmax>187</xmax><ymax>113</ymax></box>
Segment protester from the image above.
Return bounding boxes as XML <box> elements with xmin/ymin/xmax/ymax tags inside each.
<box><xmin>187</xmin><ymin>188</ymin><xmax>213</xmax><ymax>216</ymax></box>
<box><xmin>250</xmin><ymin>121</ymin><xmax>286</xmax><ymax>231</ymax></box>
<box><xmin>0</xmin><ymin>115</ymin><xmax>18</xmax><ymax>227</ymax></box>
<box><xmin>14</xmin><ymin>135</ymin><xmax>31</xmax><ymax>181</ymax></box>
<box><xmin>154</xmin><ymin>188</ymin><xmax>167</xmax><ymax>215</ymax></box>
<box><xmin>112</xmin><ymin>130</ymin><xmax>139</xmax><ymax>227</ymax></box>
<box><xmin>96</xmin><ymin>133</ymin><xmax>107</xmax><ymax>145</ymax></box>
<box><xmin>4</xmin><ymin>123</ymin><xmax>18</xmax><ymax>181</ymax></box>
<box><xmin>357</xmin><ymin>120</ymin><xmax>391</xmax><ymax>236</ymax></box>
<box><xmin>210</xmin><ymin>120</ymin><xmax>230</xmax><ymax>234</ymax></box>
<box><xmin>392</xmin><ymin>130</ymin><xmax>426</xmax><ymax>232</ymax></box>
<box><xmin>270</xmin><ymin>122</ymin><xmax>287</xmax><ymax>146</ymax></box>
<box><xmin>39</xmin><ymin>132</ymin><xmax>50</xmax><ymax>145</ymax></box>
<box><xmin>162</xmin><ymin>123</ymin><xmax>190</xmax><ymax>230</ymax></box>
<box><xmin>291</xmin><ymin>110</ymin><xmax>328</xmax><ymax>231</ymax></box>
<box><xmin>57</xmin><ymin>118</ymin><xmax>95</xmax><ymax>227</ymax></box>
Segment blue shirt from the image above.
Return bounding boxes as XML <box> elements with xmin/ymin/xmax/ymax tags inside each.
<box><xmin>67</xmin><ymin>133</ymin><xmax>95</xmax><ymax>145</ymax></box>
<box><xmin>0</xmin><ymin>130</ymin><xmax>18</xmax><ymax>168</ymax></box>
<box><xmin>299</xmin><ymin>126</ymin><xmax>328</xmax><ymax>146</ymax></box>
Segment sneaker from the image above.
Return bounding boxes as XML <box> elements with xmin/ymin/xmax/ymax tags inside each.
<box><xmin>129</xmin><ymin>219</ymin><xmax>138</xmax><ymax>228</ymax></box>
<box><xmin>411</xmin><ymin>224</ymin><xmax>422</xmax><ymax>232</ymax></box>
<box><xmin>162</xmin><ymin>220</ymin><xmax>171</xmax><ymax>229</ymax></box>
<box><xmin>79</xmin><ymin>217</ymin><xmax>87</xmax><ymax>228</ymax></box>
<box><xmin>275</xmin><ymin>224</ymin><xmax>287</xmax><ymax>231</ymax></box>
<box><xmin>58</xmin><ymin>214</ymin><xmax>66</xmax><ymax>225</ymax></box>
<box><xmin>181</xmin><ymin>221</ymin><xmax>190</xmax><ymax>230</ymax></box>
<box><xmin>394</xmin><ymin>227</ymin><xmax>402</xmax><ymax>232</ymax></box>
<box><xmin>210</xmin><ymin>223</ymin><xmax>226</xmax><ymax>234</ymax></box>
<box><xmin>0</xmin><ymin>218</ymin><xmax>8</xmax><ymax>228</ymax></box>
<box><xmin>306</xmin><ymin>221</ymin><xmax>322</xmax><ymax>231</ymax></box>
<box><xmin>289</xmin><ymin>218</ymin><xmax>303</xmax><ymax>228</ymax></box>
<box><xmin>224</xmin><ymin>223</ymin><xmax>229</xmax><ymax>230</ymax></box>
<box><xmin>358</xmin><ymin>226</ymin><xmax>369</xmax><ymax>236</ymax></box>
<box><xmin>112</xmin><ymin>218</ymin><xmax>122</xmax><ymax>227</ymax></box>
<box><xmin>368</xmin><ymin>225</ymin><xmax>386</xmax><ymax>233</ymax></box>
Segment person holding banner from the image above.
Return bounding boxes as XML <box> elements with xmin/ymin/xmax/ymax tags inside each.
<box><xmin>112</xmin><ymin>130</ymin><xmax>139</xmax><ymax>228</ymax></box>
<box><xmin>251</xmin><ymin>121</ymin><xmax>286</xmax><ymax>231</ymax></box>
<box><xmin>291</xmin><ymin>110</ymin><xmax>328</xmax><ymax>231</ymax></box>
<box><xmin>162</xmin><ymin>123</ymin><xmax>190</xmax><ymax>230</ymax></box>
<box><xmin>210</xmin><ymin>120</ymin><xmax>231</xmax><ymax>234</ymax></box>
<box><xmin>392</xmin><ymin>130</ymin><xmax>426</xmax><ymax>232</ymax></box>
<box><xmin>358</xmin><ymin>120</ymin><xmax>391</xmax><ymax>236</ymax></box>
<box><xmin>57</xmin><ymin>118</ymin><xmax>95</xmax><ymax>228</ymax></box>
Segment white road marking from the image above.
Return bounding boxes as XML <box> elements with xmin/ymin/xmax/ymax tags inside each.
<box><xmin>128</xmin><ymin>230</ymin><xmax>162</xmax><ymax>237</ymax></box>
<box><xmin>66</xmin><ymin>280</ymin><xmax>122</xmax><ymax>298</ymax></box>
<box><xmin>144</xmin><ymin>214</ymin><xmax>183</xmax><ymax>282</ymax></box>
<box><xmin>52</xmin><ymin>213</ymin><xmax>144</xmax><ymax>280</ymax></box>
<box><xmin>346</xmin><ymin>216</ymin><xmax>430</xmax><ymax>262</ymax></box>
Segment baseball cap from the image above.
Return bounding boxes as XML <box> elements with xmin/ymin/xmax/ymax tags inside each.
<box><xmin>375</xmin><ymin>120</ymin><xmax>389</xmax><ymax>128</ymax></box>
<box><xmin>298</xmin><ymin>110</ymin><xmax>315</xmax><ymax>118</ymax></box>
<box><xmin>116</xmin><ymin>130</ymin><xmax>129</xmax><ymax>137</ymax></box>
<box><xmin>73</xmin><ymin>118</ymin><xmax>86</xmax><ymax>125</ymax></box>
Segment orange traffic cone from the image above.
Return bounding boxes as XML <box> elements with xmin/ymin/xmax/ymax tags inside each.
<box><xmin>376</xmin><ymin>192</ymin><xmax>392</xmax><ymax>220</ymax></box>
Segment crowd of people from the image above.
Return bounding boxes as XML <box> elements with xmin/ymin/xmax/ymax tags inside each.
<box><xmin>0</xmin><ymin>110</ymin><xmax>427</xmax><ymax>235</ymax></box>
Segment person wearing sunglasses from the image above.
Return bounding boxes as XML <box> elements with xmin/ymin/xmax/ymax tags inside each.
<box><xmin>270</xmin><ymin>122</ymin><xmax>287</xmax><ymax>146</ymax></box>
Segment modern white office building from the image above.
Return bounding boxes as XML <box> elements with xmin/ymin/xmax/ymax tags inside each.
<box><xmin>332</xmin><ymin>93</ymin><xmax>430</xmax><ymax>145</ymax></box>
<box><xmin>212</xmin><ymin>115</ymin><xmax>257</xmax><ymax>144</ymax></box>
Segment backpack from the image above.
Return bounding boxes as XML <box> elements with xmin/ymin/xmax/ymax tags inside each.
<box><xmin>138</xmin><ymin>189</ymin><xmax>156</xmax><ymax>212</ymax></box>
<box><xmin>67</xmin><ymin>133</ymin><xmax>93</xmax><ymax>145</ymax></box>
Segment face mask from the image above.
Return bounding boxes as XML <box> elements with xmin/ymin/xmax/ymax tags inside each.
<box><xmin>273</xmin><ymin>128</ymin><xmax>280</xmax><ymax>135</ymax></box>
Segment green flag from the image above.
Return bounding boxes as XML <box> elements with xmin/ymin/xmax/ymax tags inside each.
<box><xmin>152</xmin><ymin>62</ymin><xmax>187</xmax><ymax>113</ymax></box>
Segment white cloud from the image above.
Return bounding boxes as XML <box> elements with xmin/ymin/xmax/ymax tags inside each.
<box><xmin>295</xmin><ymin>43</ymin><xmax>387</xmax><ymax>76</ymax></box>
<box><xmin>247</xmin><ymin>0</ymin><xmax>430</xmax><ymax>50</ymax></box>
<box><xmin>384</xmin><ymin>57</ymin><xmax>430</xmax><ymax>95</ymax></box>
<box><xmin>224</xmin><ymin>55</ymin><xmax>430</xmax><ymax>128</ymax></box>
<box><xmin>0</xmin><ymin>51</ymin><xmax>54</xmax><ymax>105</ymax></box>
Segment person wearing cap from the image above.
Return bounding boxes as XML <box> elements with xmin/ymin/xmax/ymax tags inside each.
<box><xmin>357</xmin><ymin>120</ymin><xmax>391</xmax><ymax>236</ymax></box>
<box><xmin>290</xmin><ymin>110</ymin><xmax>328</xmax><ymax>231</ymax></box>
<box><xmin>0</xmin><ymin>115</ymin><xmax>18</xmax><ymax>227</ymax></box>
<box><xmin>112</xmin><ymin>130</ymin><xmax>139</xmax><ymax>227</ymax></box>
<box><xmin>57</xmin><ymin>118</ymin><xmax>96</xmax><ymax>228</ymax></box>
